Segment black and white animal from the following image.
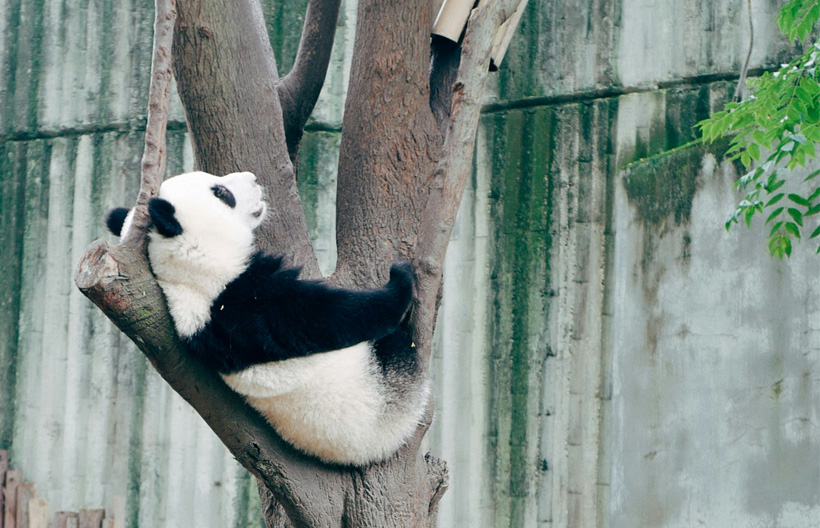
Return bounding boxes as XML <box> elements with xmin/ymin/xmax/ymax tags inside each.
<box><xmin>106</xmin><ymin>171</ymin><xmax>429</xmax><ymax>465</ymax></box>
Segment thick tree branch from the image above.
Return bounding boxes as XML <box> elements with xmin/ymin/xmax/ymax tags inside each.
<box><xmin>277</xmin><ymin>0</ymin><xmax>343</xmax><ymax>162</ymax></box>
<box><xmin>414</xmin><ymin>0</ymin><xmax>526</xmax><ymax>357</ymax></box>
<box><xmin>173</xmin><ymin>0</ymin><xmax>319</xmax><ymax>275</ymax></box>
<box><xmin>73</xmin><ymin>243</ymin><xmax>346</xmax><ymax>528</ymax></box>
<box><xmin>335</xmin><ymin>0</ymin><xmax>441</xmax><ymax>287</ymax></box>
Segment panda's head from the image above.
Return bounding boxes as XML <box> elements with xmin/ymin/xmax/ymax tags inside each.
<box><xmin>107</xmin><ymin>171</ymin><xmax>267</xmax><ymax>335</ymax></box>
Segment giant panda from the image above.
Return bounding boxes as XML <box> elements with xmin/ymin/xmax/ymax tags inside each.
<box><xmin>106</xmin><ymin>170</ymin><xmax>430</xmax><ymax>465</ymax></box>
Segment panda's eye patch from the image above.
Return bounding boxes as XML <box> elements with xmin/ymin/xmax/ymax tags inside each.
<box><xmin>212</xmin><ymin>185</ymin><xmax>236</xmax><ymax>208</ymax></box>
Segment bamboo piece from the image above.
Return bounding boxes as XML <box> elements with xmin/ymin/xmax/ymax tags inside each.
<box><xmin>2</xmin><ymin>469</ymin><xmax>20</xmax><ymax>528</ymax></box>
<box><xmin>432</xmin><ymin>0</ymin><xmax>473</xmax><ymax>42</ymax></box>
<box><xmin>14</xmin><ymin>483</ymin><xmax>35</xmax><ymax>528</ymax></box>
<box><xmin>78</xmin><ymin>509</ymin><xmax>105</xmax><ymax>528</ymax></box>
<box><xmin>0</xmin><ymin>450</ymin><xmax>7</xmax><ymax>528</ymax></box>
<box><xmin>28</xmin><ymin>498</ymin><xmax>49</xmax><ymax>528</ymax></box>
<box><xmin>55</xmin><ymin>512</ymin><xmax>79</xmax><ymax>528</ymax></box>
<box><xmin>110</xmin><ymin>496</ymin><xmax>125</xmax><ymax>528</ymax></box>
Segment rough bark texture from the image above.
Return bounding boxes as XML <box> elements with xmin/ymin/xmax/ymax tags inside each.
<box><xmin>74</xmin><ymin>0</ymin><xmax>526</xmax><ymax>526</ymax></box>
<box><xmin>172</xmin><ymin>0</ymin><xmax>318</xmax><ymax>273</ymax></box>
<box><xmin>334</xmin><ymin>0</ymin><xmax>441</xmax><ymax>288</ymax></box>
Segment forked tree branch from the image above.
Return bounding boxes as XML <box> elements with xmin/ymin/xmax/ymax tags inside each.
<box><xmin>413</xmin><ymin>0</ymin><xmax>526</xmax><ymax>356</ymax></box>
<box><xmin>277</xmin><ymin>0</ymin><xmax>343</xmax><ymax>161</ymax></box>
<box><xmin>75</xmin><ymin>0</ymin><xmax>528</xmax><ymax>525</ymax></box>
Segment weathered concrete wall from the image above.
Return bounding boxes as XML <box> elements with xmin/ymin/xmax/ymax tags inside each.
<box><xmin>3</xmin><ymin>0</ymin><xmax>819</xmax><ymax>527</ymax></box>
<box><xmin>611</xmin><ymin>146</ymin><xmax>820</xmax><ymax>527</ymax></box>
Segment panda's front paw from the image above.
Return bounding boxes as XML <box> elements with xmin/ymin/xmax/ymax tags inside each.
<box><xmin>389</xmin><ymin>261</ymin><xmax>414</xmax><ymax>285</ymax></box>
<box><xmin>387</xmin><ymin>262</ymin><xmax>415</xmax><ymax>315</ymax></box>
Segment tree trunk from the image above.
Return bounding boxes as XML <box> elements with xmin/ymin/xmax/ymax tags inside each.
<box><xmin>75</xmin><ymin>0</ymin><xmax>525</xmax><ymax>526</ymax></box>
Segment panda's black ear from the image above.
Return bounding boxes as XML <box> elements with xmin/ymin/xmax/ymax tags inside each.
<box><xmin>148</xmin><ymin>198</ymin><xmax>183</xmax><ymax>238</ymax></box>
<box><xmin>105</xmin><ymin>207</ymin><xmax>130</xmax><ymax>237</ymax></box>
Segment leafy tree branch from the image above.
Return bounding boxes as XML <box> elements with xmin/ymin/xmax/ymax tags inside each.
<box><xmin>699</xmin><ymin>0</ymin><xmax>820</xmax><ymax>258</ymax></box>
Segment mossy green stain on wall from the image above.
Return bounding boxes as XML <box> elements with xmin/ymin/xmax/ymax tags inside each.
<box><xmin>622</xmin><ymin>141</ymin><xmax>718</xmax><ymax>229</ymax></box>
<box><xmin>296</xmin><ymin>131</ymin><xmax>331</xmax><ymax>236</ymax></box>
<box><xmin>486</xmin><ymin>107</ymin><xmax>553</xmax><ymax>528</ymax></box>
<box><xmin>263</xmin><ymin>0</ymin><xmax>309</xmax><ymax>75</ymax></box>
<box><xmin>618</xmin><ymin>84</ymin><xmax>732</xmax><ymax>172</ymax></box>
<box><xmin>496</xmin><ymin>0</ymin><xmax>540</xmax><ymax>100</ymax></box>
<box><xmin>27</xmin><ymin>0</ymin><xmax>44</xmax><ymax>132</ymax></box>
<box><xmin>2</xmin><ymin>0</ymin><xmax>23</xmax><ymax>136</ymax></box>
<box><xmin>0</xmin><ymin>141</ymin><xmax>28</xmax><ymax>450</ymax></box>
<box><xmin>96</xmin><ymin>0</ymin><xmax>116</xmax><ymax>122</ymax></box>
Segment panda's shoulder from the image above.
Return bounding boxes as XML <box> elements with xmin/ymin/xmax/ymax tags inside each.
<box><xmin>222</xmin><ymin>252</ymin><xmax>301</xmax><ymax>297</ymax></box>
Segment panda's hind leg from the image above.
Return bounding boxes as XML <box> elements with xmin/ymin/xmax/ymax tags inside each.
<box><xmin>371</xmin><ymin>327</ymin><xmax>427</xmax><ymax>411</ymax></box>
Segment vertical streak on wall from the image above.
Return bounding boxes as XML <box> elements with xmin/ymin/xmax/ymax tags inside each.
<box><xmin>297</xmin><ymin>131</ymin><xmax>341</xmax><ymax>276</ymax></box>
<box><xmin>538</xmin><ymin>99</ymin><xmax>617</xmax><ymax>528</ymax></box>
<box><xmin>429</xmin><ymin>121</ymin><xmax>492</xmax><ymax>527</ymax></box>
<box><xmin>0</xmin><ymin>141</ymin><xmax>27</xmax><ymax>448</ymax></box>
<box><xmin>484</xmin><ymin>107</ymin><xmax>551</xmax><ymax>528</ymax></box>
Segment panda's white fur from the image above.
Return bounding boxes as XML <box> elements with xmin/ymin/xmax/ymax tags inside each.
<box><xmin>111</xmin><ymin>171</ymin><xmax>429</xmax><ymax>465</ymax></box>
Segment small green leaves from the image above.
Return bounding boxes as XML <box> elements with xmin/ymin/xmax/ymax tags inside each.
<box><xmin>698</xmin><ymin>0</ymin><xmax>820</xmax><ymax>258</ymax></box>
<box><xmin>766</xmin><ymin>206</ymin><xmax>785</xmax><ymax>224</ymax></box>
<box><xmin>778</xmin><ymin>0</ymin><xmax>820</xmax><ymax>42</ymax></box>
<box><xmin>788</xmin><ymin>207</ymin><xmax>805</xmax><ymax>226</ymax></box>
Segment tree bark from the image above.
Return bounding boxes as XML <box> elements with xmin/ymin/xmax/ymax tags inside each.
<box><xmin>74</xmin><ymin>0</ymin><xmax>527</xmax><ymax>526</ymax></box>
<box><xmin>334</xmin><ymin>0</ymin><xmax>441</xmax><ymax>288</ymax></box>
<box><xmin>172</xmin><ymin>0</ymin><xmax>318</xmax><ymax>273</ymax></box>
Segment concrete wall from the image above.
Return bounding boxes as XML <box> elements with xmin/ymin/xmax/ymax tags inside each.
<box><xmin>2</xmin><ymin>0</ymin><xmax>819</xmax><ymax>527</ymax></box>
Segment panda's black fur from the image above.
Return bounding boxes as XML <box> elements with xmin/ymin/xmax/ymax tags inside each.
<box><xmin>184</xmin><ymin>252</ymin><xmax>418</xmax><ymax>376</ymax></box>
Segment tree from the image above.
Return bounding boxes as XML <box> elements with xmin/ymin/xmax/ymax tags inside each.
<box><xmin>699</xmin><ymin>0</ymin><xmax>820</xmax><ymax>258</ymax></box>
<box><xmin>73</xmin><ymin>0</ymin><xmax>526</xmax><ymax>526</ymax></box>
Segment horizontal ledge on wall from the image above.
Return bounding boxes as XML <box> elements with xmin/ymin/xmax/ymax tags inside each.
<box><xmin>482</xmin><ymin>65</ymin><xmax>775</xmax><ymax>114</ymax></box>
<box><xmin>0</xmin><ymin>119</ymin><xmax>189</xmax><ymax>143</ymax></box>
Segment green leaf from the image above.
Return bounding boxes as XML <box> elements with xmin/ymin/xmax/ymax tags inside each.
<box><xmin>788</xmin><ymin>207</ymin><xmax>805</xmax><ymax>226</ymax></box>
<box><xmin>785</xmin><ymin>221</ymin><xmax>802</xmax><ymax>239</ymax></box>
<box><xmin>803</xmin><ymin>168</ymin><xmax>820</xmax><ymax>181</ymax></box>
<box><xmin>789</xmin><ymin>193</ymin><xmax>812</xmax><ymax>207</ymax></box>
<box><xmin>748</xmin><ymin>142</ymin><xmax>762</xmax><ymax>162</ymax></box>
<box><xmin>768</xmin><ymin>178</ymin><xmax>787</xmax><ymax>192</ymax></box>
<box><xmin>766</xmin><ymin>193</ymin><xmax>786</xmax><ymax>207</ymax></box>
<box><xmin>766</xmin><ymin>206</ymin><xmax>785</xmax><ymax>224</ymax></box>
<box><xmin>810</xmin><ymin>224</ymin><xmax>820</xmax><ymax>239</ymax></box>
